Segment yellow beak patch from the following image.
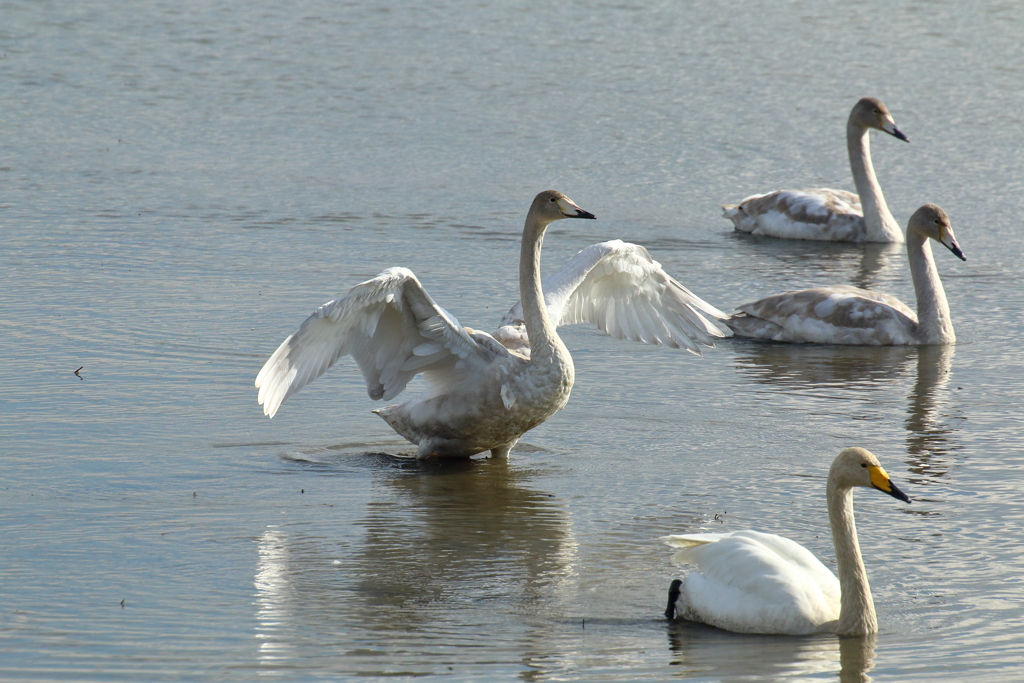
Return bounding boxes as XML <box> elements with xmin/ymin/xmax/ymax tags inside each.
<box><xmin>868</xmin><ymin>465</ymin><xmax>892</xmax><ymax>492</ymax></box>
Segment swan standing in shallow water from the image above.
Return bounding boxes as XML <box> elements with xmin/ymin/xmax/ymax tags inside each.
<box><xmin>726</xmin><ymin>204</ymin><xmax>965</xmax><ymax>345</ymax></box>
<box><xmin>723</xmin><ymin>97</ymin><xmax>908</xmax><ymax>243</ymax></box>
<box><xmin>663</xmin><ymin>447</ymin><xmax>911</xmax><ymax>636</ymax></box>
<box><xmin>256</xmin><ymin>191</ymin><xmax>726</xmax><ymax>459</ymax></box>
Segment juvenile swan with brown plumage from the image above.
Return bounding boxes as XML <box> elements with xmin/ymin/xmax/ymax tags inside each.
<box><xmin>725</xmin><ymin>204</ymin><xmax>965</xmax><ymax>345</ymax></box>
<box><xmin>723</xmin><ymin>97</ymin><xmax>909</xmax><ymax>243</ymax></box>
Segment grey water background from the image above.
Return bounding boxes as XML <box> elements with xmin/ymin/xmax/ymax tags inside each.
<box><xmin>2</xmin><ymin>0</ymin><xmax>1023</xmax><ymax>680</ymax></box>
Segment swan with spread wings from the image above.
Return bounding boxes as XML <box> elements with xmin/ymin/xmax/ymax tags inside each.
<box><xmin>256</xmin><ymin>191</ymin><xmax>727</xmax><ymax>459</ymax></box>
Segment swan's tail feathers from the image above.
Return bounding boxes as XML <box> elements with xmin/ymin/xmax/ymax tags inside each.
<box><xmin>722</xmin><ymin>313</ymin><xmax>784</xmax><ymax>341</ymax></box>
<box><xmin>661</xmin><ymin>533</ymin><xmax>728</xmax><ymax>549</ymax></box>
<box><xmin>662</xmin><ymin>532</ymin><xmax>731</xmax><ymax>566</ymax></box>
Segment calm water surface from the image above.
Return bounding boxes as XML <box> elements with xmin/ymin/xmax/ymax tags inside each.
<box><xmin>2</xmin><ymin>1</ymin><xmax>1024</xmax><ymax>680</ymax></box>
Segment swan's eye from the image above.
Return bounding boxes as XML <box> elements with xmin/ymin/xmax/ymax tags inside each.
<box><xmin>549</xmin><ymin>197</ymin><xmax>557</xmax><ymax>203</ymax></box>
<box><xmin>861</xmin><ymin>463</ymin><xmax>868</xmax><ymax>468</ymax></box>
<box><xmin>934</xmin><ymin>219</ymin><xmax>940</xmax><ymax>225</ymax></box>
<box><xmin>873</xmin><ymin>109</ymin><xmax>880</xmax><ymax>114</ymax></box>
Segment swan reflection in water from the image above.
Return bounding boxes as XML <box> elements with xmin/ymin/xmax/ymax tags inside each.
<box><xmin>727</xmin><ymin>235</ymin><xmax>904</xmax><ymax>294</ymax></box>
<box><xmin>349</xmin><ymin>457</ymin><xmax>577</xmax><ymax>631</ymax></box>
<box><xmin>252</xmin><ymin>455</ymin><xmax>576</xmax><ymax>671</ymax></box>
<box><xmin>254</xmin><ymin>527</ymin><xmax>294</xmax><ymax>666</ymax></box>
<box><xmin>904</xmin><ymin>345</ymin><xmax>959</xmax><ymax>477</ymax></box>
<box><xmin>668</xmin><ymin>623</ymin><xmax>877</xmax><ymax>682</ymax></box>
<box><xmin>732</xmin><ymin>343</ymin><xmax>961</xmax><ymax>476</ymax></box>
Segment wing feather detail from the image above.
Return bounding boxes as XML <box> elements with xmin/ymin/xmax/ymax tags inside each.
<box><xmin>256</xmin><ymin>267</ymin><xmax>503</xmax><ymax>417</ymax></box>
<box><xmin>495</xmin><ymin>240</ymin><xmax>727</xmax><ymax>357</ymax></box>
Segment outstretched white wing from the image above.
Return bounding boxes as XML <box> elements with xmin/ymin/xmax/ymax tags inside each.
<box><xmin>256</xmin><ymin>267</ymin><xmax>504</xmax><ymax>417</ymax></box>
<box><xmin>494</xmin><ymin>240</ymin><xmax>729</xmax><ymax>356</ymax></box>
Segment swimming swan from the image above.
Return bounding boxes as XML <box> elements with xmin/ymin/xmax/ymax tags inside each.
<box><xmin>723</xmin><ymin>97</ymin><xmax>908</xmax><ymax>243</ymax></box>
<box><xmin>255</xmin><ymin>191</ymin><xmax>726</xmax><ymax>459</ymax></box>
<box><xmin>663</xmin><ymin>447</ymin><xmax>911</xmax><ymax>636</ymax></box>
<box><xmin>725</xmin><ymin>204</ymin><xmax>965</xmax><ymax>345</ymax></box>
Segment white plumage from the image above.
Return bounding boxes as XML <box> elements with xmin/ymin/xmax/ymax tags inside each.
<box><xmin>664</xmin><ymin>447</ymin><xmax>911</xmax><ymax>636</ymax></box>
<box><xmin>665</xmin><ymin>530</ymin><xmax>841</xmax><ymax>635</ymax></box>
<box><xmin>256</xmin><ymin>192</ymin><xmax>726</xmax><ymax>459</ymax></box>
<box><xmin>494</xmin><ymin>240</ymin><xmax>728</xmax><ymax>357</ymax></box>
<box><xmin>723</xmin><ymin>97</ymin><xmax>908</xmax><ymax>243</ymax></box>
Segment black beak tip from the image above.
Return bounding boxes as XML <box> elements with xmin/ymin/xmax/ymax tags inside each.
<box><xmin>575</xmin><ymin>210</ymin><xmax>597</xmax><ymax>220</ymax></box>
<box><xmin>875</xmin><ymin>480</ymin><xmax>911</xmax><ymax>503</ymax></box>
<box><xmin>894</xmin><ymin>129</ymin><xmax>909</xmax><ymax>143</ymax></box>
<box><xmin>889</xmin><ymin>482</ymin><xmax>912</xmax><ymax>503</ymax></box>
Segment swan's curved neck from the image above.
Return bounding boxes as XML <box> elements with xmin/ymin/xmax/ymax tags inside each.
<box><xmin>907</xmin><ymin>231</ymin><xmax>955</xmax><ymax>344</ymax></box>
<box><xmin>847</xmin><ymin>122</ymin><xmax>902</xmax><ymax>243</ymax></box>
<box><xmin>827</xmin><ymin>479</ymin><xmax>877</xmax><ymax>636</ymax></box>
<box><xmin>520</xmin><ymin>209</ymin><xmax>572</xmax><ymax>368</ymax></box>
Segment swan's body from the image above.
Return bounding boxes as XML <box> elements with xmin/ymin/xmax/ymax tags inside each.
<box><xmin>723</xmin><ymin>97</ymin><xmax>908</xmax><ymax>243</ymax></box>
<box><xmin>664</xmin><ymin>447</ymin><xmax>911</xmax><ymax>636</ymax></box>
<box><xmin>726</xmin><ymin>204</ymin><xmax>965</xmax><ymax>345</ymax></box>
<box><xmin>255</xmin><ymin>191</ymin><xmax>726</xmax><ymax>459</ymax></box>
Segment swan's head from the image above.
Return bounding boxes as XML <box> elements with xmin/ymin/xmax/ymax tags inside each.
<box><xmin>831</xmin><ymin>447</ymin><xmax>911</xmax><ymax>503</ymax></box>
<box><xmin>533</xmin><ymin>190</ymin><xmax>596</xmax><ymax>223</ymax></box>
<box><xmin>909</xmin><ymin>203</ymin><xmax>966</xmax><ymax>261</ymax></box>
<box><xmin>853</xmin><ymin>97</ymin><xmax>909</xmax><ymax>142</ymax></box>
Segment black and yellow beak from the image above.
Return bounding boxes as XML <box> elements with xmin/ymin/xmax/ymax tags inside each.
<box><xmin>869</xmin><ymin>465</ymin><xmax>911</xmax><ymax>503</ymax></box>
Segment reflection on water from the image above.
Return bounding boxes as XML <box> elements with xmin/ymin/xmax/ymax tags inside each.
<box><xmin>904</xmin><ymin>345</ymin><xmax>960</xmax><ymax>477</ymax></box>
<box><xmin>4</xmin><ymin>0</ymin><xmax>1021</xmax><ymax>676</ymax></box>
<box><xmin>254</xmin><ymin>527</ymin><xmax>294</xmax><ymax>668</ymax></box>
<box><xmin>733</xmin><ymin>343</ymin><xmax>917</xmax><ymax>390</ymax></box>
<box><xmin>732</xmin><ymin>342</ymin><xmax>962</xmax><ymax>477</ymax></box>
<box><xmin>350</xmin><ymin>458</ymin><xmax>576</xmax><ymax>631</ymax></box>
<box><xmin>839</xmin><ymin>634</ymin><xmax>878</xmax><ymax>683</ymax></box>
<box><xmin>252</xmin><ymin>457</ymin><xmax>575</xmax><ymax>673</ymax></box>
<box><xmin>850</xmin><ymin>243</ymin><xmax>904</xmax><ymax>292</ymax></box>
<box><xmin>667</xmin><ymin>623</ymin><xmax>876</xmax><ymax>682</ymax></box>
<box><xmin>727</xmin><ymin>236</ymin><xmax>904</xmax><ymax>294</ymax></box>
